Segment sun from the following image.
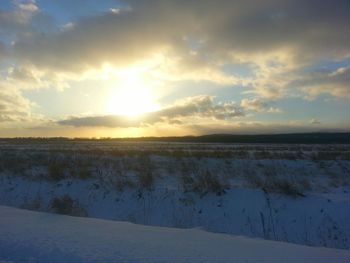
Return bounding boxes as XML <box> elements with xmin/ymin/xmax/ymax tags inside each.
<box><xmin>107</xmin><ymin>69</ymin><xmax>160</xmax><ymax>116</ymax></box>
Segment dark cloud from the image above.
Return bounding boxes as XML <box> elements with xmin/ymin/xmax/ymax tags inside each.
<box><xmin>58</xmin><ymin>115</ymin><xmax>142</xmax><ymax>128</ymax></box>
<box><xmin>0</xmin><ymin>0</ymin><xmax>37</xmax><ymax>33</ymax></box>
<box><xmin>11</xmin><ymin>0</ymin><xmax>350</xmax><ymax>73</ymax></box>
<box><xmin>8</xmin><ymin>66</ymin><xmax>38</xmax><ymax>83</ymax></box>
<box><xmin>258</xmin><ymin>65</ymin><xmax>350</xmax><ymax>99</ymax></box>
<box><xmin>58</xmin><ymin>95</ymin><xmax>244</xmax><ymax>127</ymax></box>
<box><xmin>188</xmin><ymin>121</ymin><xmax>346</xmax><ymax>135</ymax></box>
<box><xmin>294</xmin><ymin>67</ymin><xmax>350</xmax><ymax>98</ymax></box>
<box><xmin>0</xmin><ymin>41</ymin><xmax>5</xmax><ymax>60</ymax></box>
<box><xmin>13</xmin><ymin>7</ymin><xmax>183</xmax><ymax>72</ymax></box>
<box><xmin>248</xmin><ymin>62</ymin><xmax>350</xmax><ymax>99</ymax></box>
<box><xmin>202</xmin><ymin>0</ymin><xmax>350</xmax><ymax>59</ymax></box>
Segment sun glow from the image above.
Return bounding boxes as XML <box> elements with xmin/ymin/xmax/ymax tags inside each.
<box><xmin>107</xmin><ymin>69</ymin><xmax>160</xmax><ymax>116</ymax></box>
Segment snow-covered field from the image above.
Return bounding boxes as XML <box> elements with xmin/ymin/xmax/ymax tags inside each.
<box><xmin>1</xmin><ymin>176</ymin><xmax>350</xmax><ymax>249</ymax></box>
<box><xmin>0</xmin><ymin>140</ymin><xmax>349</xmax><ymax>261</ymax></box>
<box><xmin>1</xmin><ymin>205</ymin><xmax>349</xmax><ymax>263</ymax></box>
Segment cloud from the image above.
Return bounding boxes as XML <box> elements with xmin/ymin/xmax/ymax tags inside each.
<box><xmin>310</xmin><ymin>118</ymin><xmax>321</xmax><ymax>125</ymax></box>
<box><xmin>58</xmin><ymin>95</ymin><xmax>244</xmax><ymax>127</ymax></box>
<box><xmin>58</xmin><ymin>115</ymin><xmax>142</xmax><ymax>128</ymax></box>
<box><xmin>181</xmin><ymin>120</ymin><xmax>349</xmax><ymax>135</ymax></box>
<box><xmin>0</xmin><ymin>86</ymin><xmax>33</xmax><ymax>122</ymax></box>
<box><xmin>248</xmin><ymin>62</ymin><xmax>350</xmax><ymax>99</ymax></box>
<box><xmin>0</xmin><ymin>0</ymin><xmax>40</xmax><ymax>33</ymax></box>
<box><xmin>7</xmin><ymin>66</ymin><xmax>39</xmax><ymax>83</ymax></box>
<box><xmin>16</xmin><ymin>0</ymin><xmax>39</xmax><ymax>13</ymax></box>
<box><xmin>297</xmin><ymin>67</ymin><xmax>350</xmax><ymax>98</ymax></box>
<box><xmin>159</xmin><ymin>96</ymin><xmax>244</xmax><ymax>120</ymax></box>
<box><xmin>8</xmin><ymin>0</ymin><xmax>350</xmax><ymax>88</ymax></box>
<box><xmin>240</xmin><ymin>98</ymin><xmax>281</xmax><ymax>113</ymax></box>
<box><xmin>0</xmin><ymin>41</ymin><xmax>5</xmax><ymax>60</ymax></box>
<box><xmin>0</xmin><ymin>0</ymin><xmax>349</xmax><ymax>137</ymax></box>
<box><xmin>13</xmin><ymin>9</ymin><xmax>175</xmax><ymax>72</ymax></box>
<box><xmin>0</xmin><ymin>65</ymin><xmax>69</xmax><ymax>92</ymax></box>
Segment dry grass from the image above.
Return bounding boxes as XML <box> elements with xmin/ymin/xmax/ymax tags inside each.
<box><xmin>51</xmin><ymin>195</ymin><xmax>87</xmax><ymax>216</ymax></box>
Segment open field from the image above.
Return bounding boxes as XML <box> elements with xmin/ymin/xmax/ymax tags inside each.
<box><xmin>0</xmin><ymin>140</ymin><xmax>350</xmax><ymax>252</ymax></box>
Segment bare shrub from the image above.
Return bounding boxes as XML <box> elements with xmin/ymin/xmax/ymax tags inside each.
<box><xmin>236</xmin><ymin>149</ymin><xmax>250</xmax><ymax>159</ymax></box>
<box><xmin>193</xmin><ymin>170</ymin><xmax>229</xmax><ymax>195</ymax></box>
<box><xmin>115</xmin><ymin>175</ymin><xmax>135</xmax><ymax>191</ymax></box>
<box><xmin>246</xmin><ymin>174</ymin><xmax>264</xmax><ymax>188</ymax></box>
<box><xmin>48</xmin><ymin>161</ymin><xmax>65</xmax><ymax>181</ymax></box>
<box><xmin>247</xmin><ymin>174</ymin><xmax>305</xmax><ymax>197</ymax></box>
<box><xmin>181</xmin><ymin>173</ymin><xmax>195</xmax><ymax>192</ymax></box>
<box><xmin>136</xmin><ymin>155</ymin><xmax>155</xmax><ymax>190</ymax></box>
<box><xmin>75</xmin><ymin>165</ymin><xmax>92</xmax><ymax>179</ymax></box>
<box><xmin>272</xmin><ymin>180</ymin><xmax>304</xmax><ymax>197</ymax></box>
<box><xmin>138</xmin><ymin>170</ymin><xmax>154</xmax><ymax>190</ymax></box>
<box><xmin>0</xmin><ymin>153</ymin><xmax>29</xmax><ymax>175</ymax></box>
<box><xmin>255</xmin><ymin>150</ymin><xmax>273</xmax><ymax>159</ymax></box>
<box><xmin>311</xmin><ymin>151</ymin><xmax>341</xmax><ymax>160</ymax></box>
<box><xmin>51</xmin><ymin>195</ymin><xmax>73</xmax><ymax>214</ymax></box>
<box><xmin>51</xmin><ymin>195</ymin><xmax>87</xmax><ymax>216</ymax></box>
<box><xmin>299</xmin><ymin>178</ymin><xmax>312</xmax><ymax>191</ymax></box>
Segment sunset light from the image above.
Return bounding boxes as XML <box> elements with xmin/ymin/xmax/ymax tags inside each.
<box><xmin>106</xmin><ymin>70</ymin><xmax>160</xmax><ymax>116</ymax></box>
<box><xmin>0</xmin><ymin>0</ymin><xmax>349</xmax><ymax>137</ymax></box>
<box><xmin>1</xmin><ymin>1</ymin><xmax>350</xmax><ymax>262</ymax></box>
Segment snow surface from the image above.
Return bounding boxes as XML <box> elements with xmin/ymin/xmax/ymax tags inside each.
<box><xmin>0</xmin><ymin>205</ymin><xmax>349</xmax><ymax>263</ymax></box>
<box><xmin>1</xmin><ymin>175</ymin><xmax>350</xmax><ymax>249</ymax></box>
<box><xmin>1</xmin><ymin>142</ymin><xmax>350</xmax><ymax>253</ymax></box>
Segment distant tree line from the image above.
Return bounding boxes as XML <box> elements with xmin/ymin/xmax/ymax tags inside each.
<box><xmin>0</xmin><ymin>132</ymin><xmax>350</xmax><ymax>144</ymax></box>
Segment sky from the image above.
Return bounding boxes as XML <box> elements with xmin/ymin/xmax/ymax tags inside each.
<box><xmin>0</xmin><ymin>0</ymin><xmax>350</xmax><ymax>137</ymax></box>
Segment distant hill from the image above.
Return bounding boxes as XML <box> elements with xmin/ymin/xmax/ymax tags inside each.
<box><xmin>1</xmin><ymin>132</ymin><xmax>350</xmax><ymax>144</ymax></box>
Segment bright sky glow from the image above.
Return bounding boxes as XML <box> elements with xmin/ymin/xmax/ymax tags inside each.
<box><xmin>107</xmin><ymin>70</ymin><xmax>160</xmax><ymax>116</ymax></box>
<box><xmin>0</xmin><ymin>0</ymin><xmax>349</xmax><ymax>137</ymax></box>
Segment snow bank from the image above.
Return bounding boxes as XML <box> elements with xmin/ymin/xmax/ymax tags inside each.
<box><xmin>0</xmin><ymin>206</ymin><xmax>349</xmax><ymax>263</ymax></box>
